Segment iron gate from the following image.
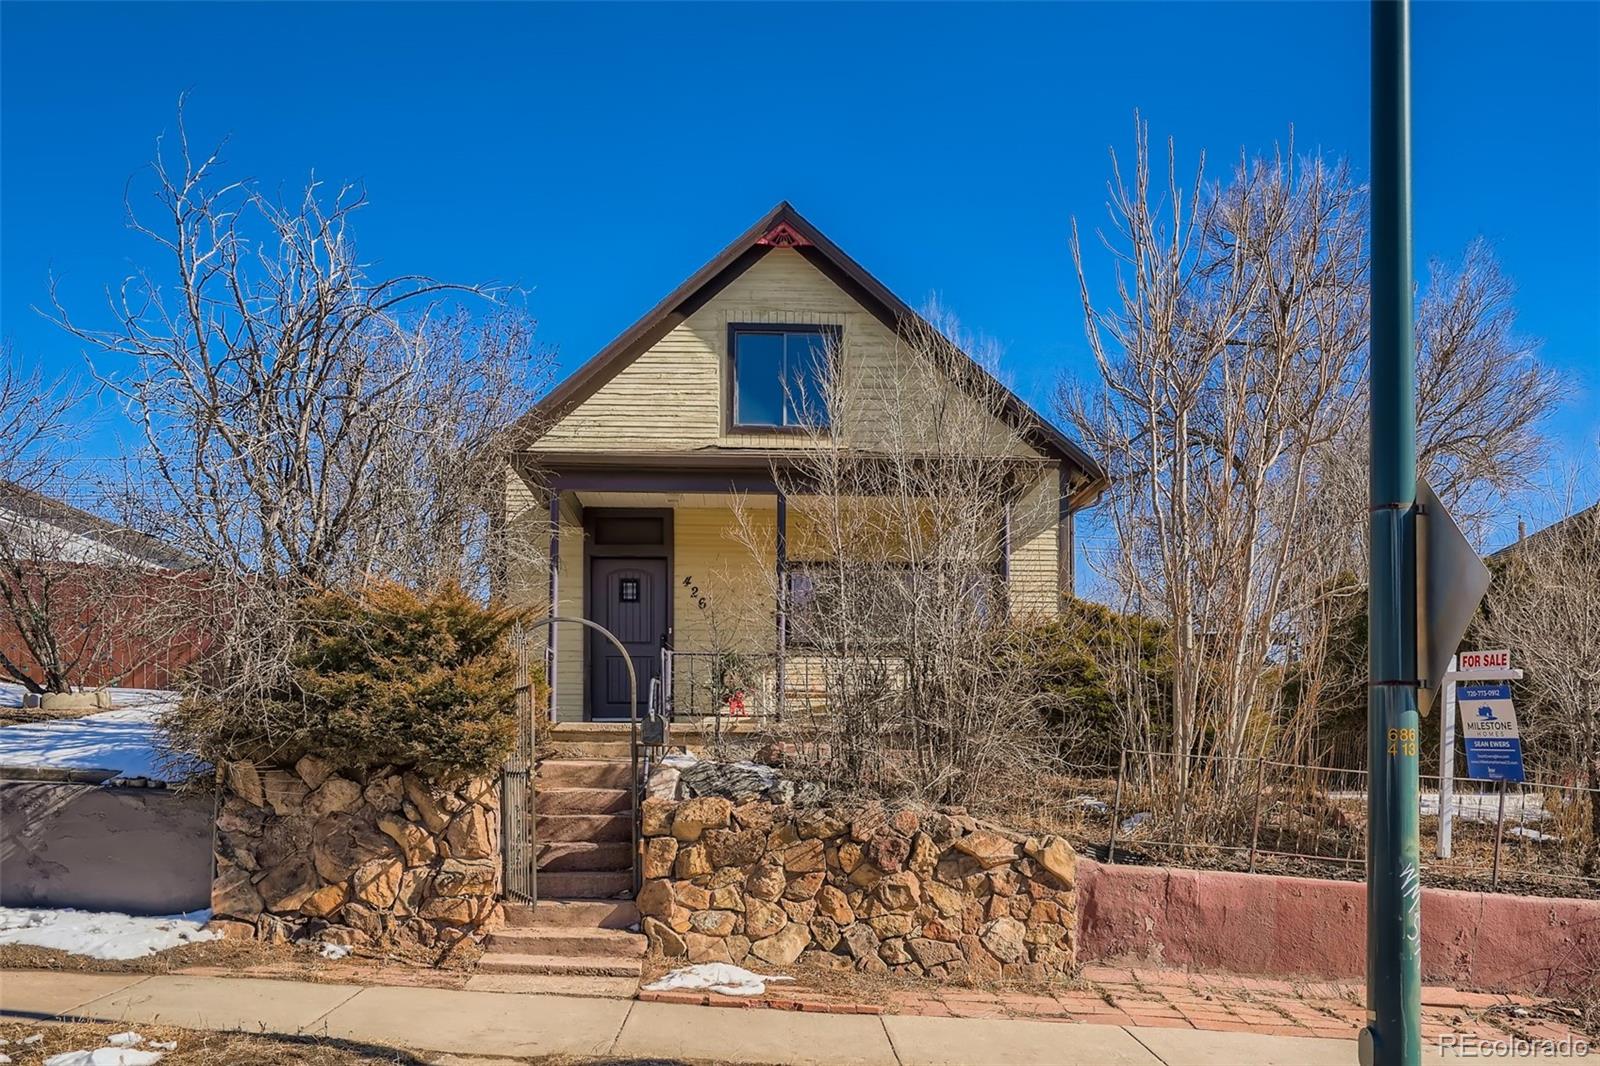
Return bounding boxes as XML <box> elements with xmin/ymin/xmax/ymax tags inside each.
<box><xmin>500</xmin><ymin>616</ymin><xmax>645</xmax><ymax>906</ymax></box>
<box><xmin>500</xmin><ymin>624</ymin><xmax>538</xmax><ymax>902</ymax></box>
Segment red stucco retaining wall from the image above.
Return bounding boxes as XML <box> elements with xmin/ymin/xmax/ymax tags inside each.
<box><xmin>1076</xmin><ymin>858</ymin><xmax>1600</xmax><ymax>995</ymax></box>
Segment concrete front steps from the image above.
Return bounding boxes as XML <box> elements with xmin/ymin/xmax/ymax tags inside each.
<box><xmin>504</xmin><ymin>898</ymin><xmax>640</xmax><ymax>930</ymax></box>
<box><xmin>533</xmin><ymin>759</ymin><xmax>637</xmax><ymax>899</ymax></box>
<box><xmin>481</xmin><ymin>757</ymin><xmax>644</xmax><ymax>979</ymax></box>
<box><xmin>547</xmin><ymin>720</ymin><xmax>769</xmax><ymax>758</ymax></box>
<box><xmin>479</xmin><ymin>927</ymin><xmax>646</xmax><ymax>978</ymax></box>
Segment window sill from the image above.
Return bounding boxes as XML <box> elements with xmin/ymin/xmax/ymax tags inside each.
<box><xmin>727</xmin><ymin>423</ymin><xmax>825</xmax><ymax>435</ymax></box>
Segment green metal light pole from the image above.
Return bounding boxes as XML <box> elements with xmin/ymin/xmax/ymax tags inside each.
<box><xmin>1366</xmin><ymin>2</ymin><xmax>1423</xmax><ymax>1065</ymax></box>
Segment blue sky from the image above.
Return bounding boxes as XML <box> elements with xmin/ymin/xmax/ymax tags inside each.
<box><xmin>3</xmin><ymin>2</ymin><xmax>1597</xmax><ymax>536</ymax></box>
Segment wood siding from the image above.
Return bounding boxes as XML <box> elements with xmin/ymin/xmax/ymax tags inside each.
<box><xmin>537</xmin><ymin>249</ymin><xmax>1042</xmax><ymax>458</ymax></box>
<box><xmin>509</xmin><ymin>245</ymin><xmax>1074</xmax><ymax>718</ymax></box>
<box><xmin>1008</xmin><ymin>467</ymin><xmax>1061</xmax><ymax>617</ymax></box>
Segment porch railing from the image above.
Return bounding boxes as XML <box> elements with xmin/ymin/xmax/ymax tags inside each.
<box><xmin>661</xmin><ymin>647</ymin><xmax>912</xmax><ymax>738</ymax></box>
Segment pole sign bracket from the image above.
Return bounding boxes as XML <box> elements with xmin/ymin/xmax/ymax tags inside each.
<box><xmin>1414</xmin><ymin>478</ymin><xmax>1493</xmax><ymax>716</ymax></box>
<box><xmin>1458</xmin><ymin>682</ymin><xmax>1525</xmax><ymax>782</ymax></box>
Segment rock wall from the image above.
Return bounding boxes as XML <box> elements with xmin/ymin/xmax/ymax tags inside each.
<box><xmin>210</xmin><ymin>757</ymin><xmax>503</xmax><ymax>952</ymax></box>
<box><xmin>637</xmin><ymin>796</ymin><xmax>1079</xmax><ymax>979</ymax></box>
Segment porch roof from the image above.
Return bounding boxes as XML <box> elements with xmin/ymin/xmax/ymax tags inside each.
<box><xmin>530</xmin><ymin>448</ymin><xmax>1058</xmax><ymax>497</ymax></box>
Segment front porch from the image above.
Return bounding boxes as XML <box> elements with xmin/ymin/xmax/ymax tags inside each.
<box><xmin>507</xmin><ymin>455</ymin><xmax>1063</xmax><ymax>725</ymax></box>
<box><xmin>529</xmin><ymin>461</ymin><xmax>788</xmax><ymax>725</ymax></box>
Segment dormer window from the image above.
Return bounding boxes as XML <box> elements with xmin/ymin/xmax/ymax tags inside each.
<box><xmin>729</xmin><ymin>324</ymin><xmax>836</xmax><ymax>429</ymax></box>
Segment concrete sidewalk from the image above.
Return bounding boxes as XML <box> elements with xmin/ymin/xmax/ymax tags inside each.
<box><xmin>0</xmin><ymin>970</ymin><xmax>1583</xmax><ymax>1065</ymax></box>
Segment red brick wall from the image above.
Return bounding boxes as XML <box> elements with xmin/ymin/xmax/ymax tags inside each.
<box><xmin>1076</xmin><ymin>859</ymin><xmax>1600</xmax><ymax>995</ymax></box>
<box><xmin>0</xmin><ymin>566</ymin><xmax>210</xmax><ymax>691</ymax></box>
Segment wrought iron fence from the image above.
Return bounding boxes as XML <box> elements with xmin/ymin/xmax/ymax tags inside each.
<box><xmin>1103</xmin><ymin>748</ymin><xmax>1600</xmax><ymax>896</ymax></box>
<box><xmin>661</xmin><ymin>648</ymin><xmax>911</xmax><ymax>739</ymax></box>
<box><xmin>500</xmin><ymin>623</ymin><xmax>539</xmax><ymax>903</ymax></box>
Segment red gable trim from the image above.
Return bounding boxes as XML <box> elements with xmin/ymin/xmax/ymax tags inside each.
<box><xmin>756</xmin><ymin>222</ymin><xmax>813</xmax><ymax>248</ymax></box>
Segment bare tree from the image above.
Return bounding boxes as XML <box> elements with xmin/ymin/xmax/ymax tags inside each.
<box><xmin>1063</xmin><ymin>129</ymin><xmax>1368</xmax><ymax>781</ymax></box>
<box><xmin>0</xmin><ymin>359</ymin><xmax>192</xmax><ymax>694</ymax></box>
<box><xmin>727</xmin><ymin>308</ymin><xmax>1056</xmax><ymax>808</ymax></box>
<box><xmin>51</xmin><ymin>109</ymin><xmax>553</xmax><ymax>757</ymax></box>
<box><xmin>1061</xmin><ymin>122</ymin><xmax>1558</xmax><ymax>784</ymax></box>
<box><xmin>1414</xmin><ymin>240</ymin><xmax>1559</xmax><ymax>533</ymax></box>
<box><xmin>1479</xmin><ymin>473</ymin><xmax>1600</xmax><ymax>871</ymax></box>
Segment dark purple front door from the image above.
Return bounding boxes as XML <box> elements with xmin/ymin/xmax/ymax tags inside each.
<box><xmin>587</xmin><ymin>557</ymin><xmax>666</xmax><ymax>720</ymax></box>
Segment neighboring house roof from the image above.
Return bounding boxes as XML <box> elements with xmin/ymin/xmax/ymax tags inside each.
<box><xmin>1488</xmin><ymin>502</ymin><xmax>1600</xmax><ymax>561</ymax></box>
<box><xmin>525</xmin><ymin>201</ymin><xmax>1109</xmax><ymax>508</ymax></box>
<box><xmin>0</xmin><ymin>480</ymin><xmax>194</xmax><ymax>571</ymax></box>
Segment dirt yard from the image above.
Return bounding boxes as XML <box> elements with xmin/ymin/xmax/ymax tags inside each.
<box><xmin>0</xmin><ymin>1021</ymin><xmax>424</xmax><ymax>1065</ymax></box>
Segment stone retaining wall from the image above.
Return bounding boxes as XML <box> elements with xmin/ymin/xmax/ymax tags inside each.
<box><xmin>210</xmin><ymin>758</ymin><xmax>503</xmax><ymax>952</ymax></box>
<box><xmin>637</xmin><ymin>795</ymin><xmax>1079</xmax><ymax>979</ymax></box>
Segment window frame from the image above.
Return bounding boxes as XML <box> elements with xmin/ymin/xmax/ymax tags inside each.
<box><xmin>726</xmin><ymin>322</ymin><xmax>841</xmax><ymax>432</ymax></box>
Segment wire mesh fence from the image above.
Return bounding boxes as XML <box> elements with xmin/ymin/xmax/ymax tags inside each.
<box><xmin>1102</xmin><ymin>748</ymin><xmax>1600</xmax><ymax>897</ymax></box>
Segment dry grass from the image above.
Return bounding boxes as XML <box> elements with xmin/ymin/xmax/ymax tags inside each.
<box><xmin>0</xmin><ymin>1021</ymin><xmax>424</xmax><ymax>1065</ymax></box>
<box><xmin>0</xmin><ymin>937</ymin><xmax>480</xmax><ymax>990</ymax></box>
<box><xmin>1000</xmin><ymin>773</ymin><xmax>1600</xmax><ymax>901</ymax></box>
<box><xmin>639</xmin><ymin>954</ymin><xmax>1086</xmax><ymax>1008</ymax></box>
<box><xmin>0</xmin><ymin>939</ymin><xmax>296</xmax><ymax>976</ymax></box>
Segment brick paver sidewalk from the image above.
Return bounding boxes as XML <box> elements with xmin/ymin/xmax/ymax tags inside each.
<box><xmin>639</xmin><ymin>962</ymin><xmax>1592</xmax><ymax>1047</ymax></box>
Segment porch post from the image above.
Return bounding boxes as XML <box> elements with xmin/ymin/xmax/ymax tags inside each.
<box><xmin>1000</xmin><ymin>491</ymin><xmax>1012</xmax><ymax>619</ymax></box>
<box><xmin>775</xmin><ymin>490</ymin><xmax>787</xmax><ymax>721</ymax></box>
<box><xmin>1001</xmin><ymin>498</ymin><xmax>1012</xmax><ymax>584</ymax></box>
<box><xmin>547</xmin><ymin>490</ymin><xmax>560</xmax><ymax>724</ymax></box>
<box><xmin>1057</xmin><ymin>469</ymin><xmax>1074</xmax><ymax>602</ymax></box>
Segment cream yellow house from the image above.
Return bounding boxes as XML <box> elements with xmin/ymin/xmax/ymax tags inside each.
<box><xmin>505</xmin><ymin>203</ymin><xmax>1105</xmax><ymax>724</ymax></box>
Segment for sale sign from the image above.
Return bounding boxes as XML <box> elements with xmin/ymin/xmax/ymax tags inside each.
<box><xmin>1458</xmin><ymin>682</ymin><xmax>1525</xmax><ymax>782</ymax></box>
<box><xmin>1459</xmin><ymin>649</ymin><xmax>1511</xmax><ymax>672</ymax></box>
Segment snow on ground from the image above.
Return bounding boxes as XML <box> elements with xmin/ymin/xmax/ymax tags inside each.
<box><xmin>45</xmin><ymin>1045</ymin><xmax>165</xmax><ymax>1066</ymax></box>
<box><xmin>0</xmin><ymin>684</ymin><xmax>200</xmax><ymax>783</ymax></box>
<box><xmin>42</xmin><ymin>1031</ymin><xmax>175</xmax><ymax>1066</ymax></box>
<box><xmin>0</xmin><ymin>906</ymin><xmax>218</xmax><ymax>960</ymax></box>
<box><xmin>644</xmin><ymin>963</ymin><xmax>795</xmax><ymax>997</ymax></box>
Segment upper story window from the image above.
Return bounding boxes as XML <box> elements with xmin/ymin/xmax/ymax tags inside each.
<box><xmin>730</xmin><ymin>324</ymin><xmax>837</xmax><ymax>429</ymax></box>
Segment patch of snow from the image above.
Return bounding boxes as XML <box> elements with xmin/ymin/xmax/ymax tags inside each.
<box><xmin>658</xmin><ymin>752</ymin><xmax>699</xmax><ymax>768</ymax></box>
<box><xmin>22</xmin><ymin>1035</ymin><xmax>44</xmax><ymax>1045</ymax></box>
<box><xmin>0</xmin><ymin>1053</ymin><xmax>11</xmax><ymax>1064</ymax></box>
<box><xmin>1509</xmin><ymin>826</ymin><xmax>1558</xmax><ymax>843</ymax></box>
<box><xmin>0</xmin><ymin>686</ymin><xmax>203</xmax><ymax>784</ymax></box>
<box><xmin>105</xmin><ymin>1034</ymin><xmax>142</xmax><ymax>1047</ymax></box>
<box><xmin>319</xmin><ymin>942</ymin><xmax>352</xmax><ymax>960</ymax></box>
<box><xmin>0</xmin><ymin>906</ymin><xmax>219</xmax><ymax>960</ymax></box>
<box><xmin>644</xmin><ymin>962</ymin><xmax>796</xmax><ymax>997</ymax></box>
<box><xmin>44</xmin><ymin>1049</ymin><xmax>164</xmax><ymax>1066</ymax></box>
<box><xmin>1414</xmin><ymin>791</ymin><xmax>1548</xmax><ymax>823</ymax></box>
<box><xmin>1119</xmin><ymin>811</ymin><xmax>1152</xmax><ymax>834</ymax></box>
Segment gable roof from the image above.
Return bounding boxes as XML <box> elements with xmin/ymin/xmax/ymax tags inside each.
<box><xmin>528</xmin><ymin>201</ymin><xmax>1107</xmax><ymax>508</ymax></box>
<box><xmin>0</xmin><ymin>480</ymin><xmax>195</xmax><ymax>570</ymax></box>
<box><xmin>1488</xmin><ymin>502</ymin><xmax>1599</xmax><ymax>561</ymax></box>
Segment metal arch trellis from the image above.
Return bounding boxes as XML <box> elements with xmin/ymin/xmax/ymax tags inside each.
<box><xmin>501</xmin><ymin>615</ymin><xmax>641</xmax><ymax>905</ymax></box>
